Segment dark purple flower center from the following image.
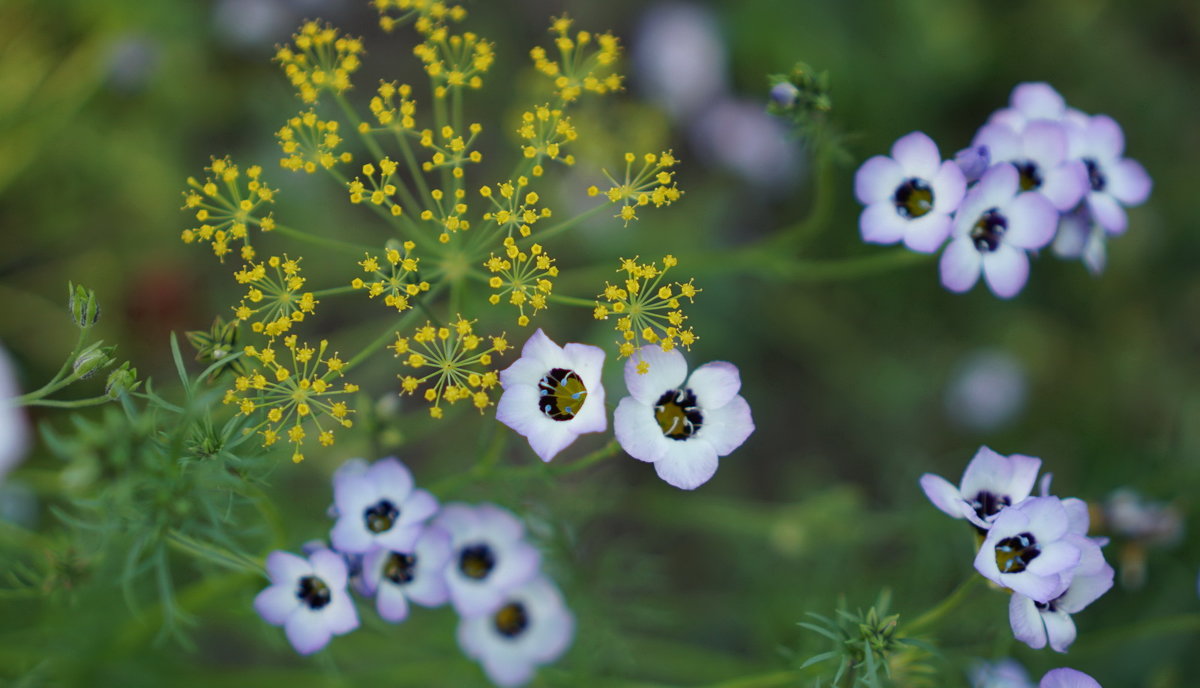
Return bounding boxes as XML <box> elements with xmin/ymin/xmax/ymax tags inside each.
<box><xmin>1014</xmin><ymin>159</ymin><xmax>1043</xmax><ymax>191</ymax></box>
<box><xmin>1034</xmin><ymin>598</ymin><xmax>1060</xmax><ymax>613</ymax></box>
<box><xmin>995</xmin><ymin>531</ymin><xmax>1039</xmax><ymax>573</ymax></box>
<box><xmin>538</xmin><ymin>368</ymin><xmax>588</xmax><ymax>421</ymax></box>
<box><xmin>969</xmin><ymin>491</ymin><xmax>1011</xmax><ymax>522</ymax></box>
<box><xmin>364</xmin><ymin>499</ymin><xmax>400</xmax><ymax>534</ymax></box>
<box><xmin>493</xmin><ymin>601</ymin><xmax>530</xmax><ymax>639</ymax></box>
<box><xmin>459</xmin><ymin>542</ymin><xmax>496</xmax><ymax>580</ymax></box>
<box><xmin>970</xmin><ymin>208</ymin><xmax>1008</xmax><ymax>253</ymax></box>
<box><xmin>1083</xmin><ymin>158</ymin><xmax>1106</xmax><ymax>192</ymax></box>
<box><xmin>892</xmin><ymin>178</ymin><xmax>934</xmax><ymax>219</ymax></box>
<box><xmin>384</xmin><ymin>551</ymin><xmax>417</xmax><ymax>585</ymax></box>
<box><xmin>655</xmin><ymin>388</ymin><xmax>703</xmax><ymax>440</ymax></box>
<box><xmin>296</xmin><ymin>575</ymin><xmax>332</xmax><ymax>610</ymax></box>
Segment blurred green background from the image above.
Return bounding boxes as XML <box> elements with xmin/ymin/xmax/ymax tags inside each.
<box><xmin>1</xmin><ymin>0</ymin><xmax>1198</xmax><ymax>685</ymax></box>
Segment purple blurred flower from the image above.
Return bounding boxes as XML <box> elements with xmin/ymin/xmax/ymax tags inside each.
<box><xmin>939</xmin><ymin>163</ymin><xmax>1058</xmax><ymax>298</ymax></box>
<box><xmin>434</xmin><ymin>503</ymin><xmax>542</xmax><ymax>617</ymax></box>
<box><xmin>972</xmin><ymin>120</ymin><xmax>1089</xmax><ymax>211</ymax></box>
<box><xmin>254</xmin><ymin>549</ymin><xmax>359</xmax><ymax>655</ymax></box>
<box><xmin>1065</xmin><ymin>114</ymin><xmax>1152</xmax><ymax>235</ymax></box>
<box><xmin>920</xmin><ymin>446</ymin><xmax>1041</xmax><ymax>530</ymax></box>
<box><xmin>457</xmin><ymin>575</ymin><xmax>575</xmax><ymax>687</ymax></box>
<box><xmin>633</xmin><ymin>2</ymin><xmax>728</xmax><ymax>121</ymax></box>
<box><xmin>361</xmin><ymin>525</ymin><xmax>453</xmax><ymax>623</ymax></box>
<box><xmin>1039</xmin><ymin>668</ymin><xmax>1101</xmax><ymax>688</ymax></box>
<box><xmin>330</xmin><ymin>457</ymin><xmax>439</xmax><ymax>555</ymax></box>
<box><xmin>970</xmin><ymin>658</ymin><xmax>1033</xmax><ymax>688</ymax></box>
<box><xmin>0</xmin><ymin>342</ymin><xmax>29</xmax><ymax>485</ymax></box>
<box><xmin>1052</xmin><ymin>206</ymin><xmax>1107</xmax><ymax>275</ymax></box>
<box><xmin>954</xmin><ymin>145</ymin><xmax>991</xmax><ymax>183</ymax></box>
<box><xmin>854</xmin><ymin>131</ymin><xmax>966</xmax><ymax>253</ymax></box>
<box><xmin>987</xmin><ymin>82</ymin><xmax>1069</xmax><ymax>131</ymax></box>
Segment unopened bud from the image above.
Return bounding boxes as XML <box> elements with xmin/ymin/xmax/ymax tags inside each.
<box><xmin>68</xmin><ymin>282</ymin><xmax>102</xmax><ymax>328</ymax></box>
<box><xmin>769</xmin><ymin>81</ymin><xmax>800</xmax><ymax>109</ymax></box>
<box><xmin>105</xmin><ymin>363</ymin><xmax>139</xmax><ymax>399</ymax></box>
<box><xmin>72</xmin><ymin>343</ymin><xmax>115</xmax><ymax>380</ymax></box>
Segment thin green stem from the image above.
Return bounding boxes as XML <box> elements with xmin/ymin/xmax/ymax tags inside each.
<box><xmin>547</xmin><ymin>293</ymin><xmax>597</xmax><ymax>308</ymax></box>
<box><xmin>341</xmin><ymin>283</ymin><xmax>445</xmax><ymax>374</ymax></box>
<box><xmin>323</xmin><ymin>166</ymin><xmax>424</xmax><ymax>239</ymax></box>
<box><xmin>19</xmin><ymin>395</ymin><xmax>113</xmax><ymax>409</ymax></box>
<box><xmin>537</xmin><ymin>202</ymin><xmax>608</xmax><ymax>241</ymax></box>
<box><xmin>903</xmin><ymin>574</ymin><xmax>982</xmax><ymax>636</ymax></box>
<box><xmin>15</xmin><ymin>328</ymin><xmax>90</xmax><ymax>404</ymax></box>
<box><xmin>269</xmin><ymin>222</ymin><xmax>374</xmax><ymax>255</ymax></box>
<box><xmin>334</xmin><ymin>91</ymin><xmax>384</xmax><ymax>160</ymax></box>
<box><xmin>310</xmin><ymin>285</ymin><xmax>360</xmax><ymax>298</ymax></box>
<box><xmin>394</xmin><ymin>129</ymin><xmax>432</xmax><ymax>211</ymax></box>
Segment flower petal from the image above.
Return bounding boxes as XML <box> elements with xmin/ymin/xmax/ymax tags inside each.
<box><xmin>625</xmin><ymin>346</ymin><xmax>688</xmax><ymax>405</ymax></box>
<box><xmin>1039</xmin><ymin>668</ymin><xmax>1102</xmax><ymax>688</ymax></box>
<box><xmin>903</xmin><ymin>212</ymin><xmax>952</xmax><ymax>253</ymax></box>
<box><xmin>982</xmin><ymin>244</ymin><xmax>1030</xmax><ymax>299</ymax></box>
<box><xmin>1039</xmin><ymin>160</ymin><xmax>1088</xmax><ymax>211</ymax></box>
<box><xmin>266</xmin><ymin>550</ymin><xmax>311</xmax><ymax>584</ymax></box>
<box><xmin>368</xmin><ymin>457</ymin><xmax>414</xmax><ymax>502</ymax></box>
<box><xmin>687</xmin><ymin>361</ymin><xmax>741</xmax><ymax>409</ymax></box>
<box><xmin>854</xmin><ymin>155</ymin><xmax>904</xmax><ymax>205</ymax></box>
<box><xmin>310</xmin><ymin>549</ymin><xmax>349</xmax><ymax>590</ymax></box>
<box><xmin>939</xmin><ymin>238</ymin><xmax>982</xmax><ymax>293</ymax></box>
<box><xmin>1042</xmin><ymin>609</ymin><xmax>1077</xmax><ymax>653</ymax></box>
<box><xmin>330</xmin><ymin>513</ymin><xmax>375</xmax><ymax>554</ymax></box>
<box><xmin>526</xmin><ymin>421</ymin><xmax>578</xmax><ymax>463</ymax></box>
<box><xmin>1107</xmin><ymin>158</ymin><xmax>1151</xmax><ymax>206</ymax></box>
<box><xmin>1011</xmin><ymin>82</ymin><xmax>1065</xmax><ymax>121</ymax></box>
<box><xmin>1087</xmin><ymin>192</ymin><xmax>1128</xmax><ymax>235</ymax></box>
<box><xmin>481</xmin><ymin>653</ymin><xmax>536</xmax><ymax>688</ymax></box>
<box><xmin>930</xmin><ymin>160</ymin><xmax>966</xmax><ymax>213</ymax></box>
<box><xmin>518</xmin><ymin>328</ymin><xmax>563</xmax><ymax>368</ymax></box>
<box><xmin>562</xmin><ymin>342</ymin><xmax>606</xmax><ymax>387</ymax></box>
<box><xmin>1086</xmin><ymin>114</ymin><xmax>1125</xmax><ymax>160</ymax></box>
<box><xmin>859</xmin><ymin>203</ymin><xmax>908</xmax><ymax>245</ymax></box>
<box><xmin>696</xmin><ymin>395</ymin><xmax>753</xmax><ymax>456</ymax></box>
<box><xmin>285</xmin><ymin>610</ymin><xmax>333</xmax><ymax>655</ymax></box>
<box><xmin>1025</xmin><ymin>540</ymin><xmax>1081</xmax><ymax>577</ymax></box>
<box><xmin>254</xmin><ymin>584</ymin><xmax>299</xmax><ymax>626</ymax></box>
<box><xmin>323</xmin><ymin>591</ymin><xmax>359</xmax><ymax>635</ymax></box>
<box><xmin>891</xmin><ymin>131</ymin><xmax>941</xmax><ymax>180</ymax></box>
<box><xmin>653</xmin><ymin>439</ymin><xmax>720</xmax><ymax>490</ymax></box>
<box><xmin>1021</xmin><ymin>120</ymin><xmax>1068</xmax><ymax>166</ymax></box>
<box><xmin>614</xmin><ymin>396</ymin><xmax>671</xmax><ymax>463</ymax></box>
<box><xmin>1008</xmin><ymin>593</ymin><xmax>1048</xmax><ymax>649</ymax></box>
<box><xmin>376</xmin><ymin>584</ymin><xmax>411</xmax><ymax>623</ymax></box>
<box><xmin>919</xmin><ymin>473</ymin><xmax>966</xmax><ymax>520</ymax></box>
<box><xmin>496</xmin><ymin>384</ymin><xmax>544</xmax><ymax>437</ymax></box>
<box><xmin>1003</xmin><ymin>193</ymin><xmax>1058</xmax><ymax>249</ymax></box>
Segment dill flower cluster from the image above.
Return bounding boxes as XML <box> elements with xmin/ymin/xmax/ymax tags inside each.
<box><xmin>180</xmin><ymin>157</ymin><xmax>276</xmax><ymax>261</ymax></box>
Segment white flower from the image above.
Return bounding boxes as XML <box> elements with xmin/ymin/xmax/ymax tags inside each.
<box><xmin>974</xmin><ymin>497</ymin><xmax>1084</xmax><ymax>603</ymax></box>
<box><xmin>986</xmin><ymin>82</ymin><xmax>1069</xmax><ymax>132</ymax></box>
<box><xmin>613</xmin><ymin>346</ymin><xmax>753</xmax><ymax>490</ymax></box>
<box><xmin>0</xmin><ymin>342</ymin><xmax>29</xmax><ymax>485</ymax></box>
<box><xmin>361</xmin><ymin>525</ymin><xmax>453</xmax><ymax>623</ymax></box>
<box><xmin>496</xmin><ymin>329</ymin><xmax>606</xmax><ymax>463</ymax></box>
<box><xmin>330</xmin><ymin>457</ymin><xmax>439</xmax><ymax>554</ymax></box>
<box><xmin>970</xmin><ymin>658</ymin><xmax>1033</xmax><ymax>688</ymax></box>
<box><xmin>1039</xmin><ymin>668</ymin><xmax>1101</xmax><ymax>688</ymax></box>
<box><xmin>434</xmin><ymin>503</ymin><xmax>542</xmax><ymax>617</ymax></box>
<box><xmin>920</xmin><ymin>446</ymin><xmax>1041</xmax><ymax>530</ymax></box>
<box><xmin>253</xmin><ymin>549</ymin><xmax>359</xmax><ymax>655</ymax></box>
<box><xmin>1064</xmin><ymin>113</ymin><xmax>1152</xmax><ymax>236</ymax></box>
<box><xmin>457</xmin><ymin>575</ymin><xmax>574</xmax><ymax>687</ymax></box>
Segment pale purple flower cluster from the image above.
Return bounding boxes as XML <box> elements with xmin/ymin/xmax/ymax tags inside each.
<box><xmin>254</xmin><ymin>457</ymin><xmax>573</xmax><ymax>687</ymax></box>
<box><xmin>972</xmin><ymin>660</ymin><xmax>1102</xmax><ymax>688</ymax></box>
<box><xmin>855</xmin><ymin>82</ymin><xmax>1151</xmax><ymax>297</ymax></box>
<box><xmin>497</xmin><ymin>330</ymin><xmax>755</xmax><ymax>491</ymax></box>
<box><xmin>921</xmin><ymin>447</ymin><xmax>1114</xmax><ymax>653</ymax></box>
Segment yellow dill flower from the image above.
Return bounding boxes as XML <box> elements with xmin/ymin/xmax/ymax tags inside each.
<box><xmin>274</xmin><ymin>21</ymin><xmax>364</xmax><ymax>104</ymax></box>
<box><xmin>517</xmin><ymin>104</ymin><xmax>578</xmax><ymax>170</ymax></box>
<box><xmin>594</xmin><ymin>254</ymin><xmax>700</xmax><ymax>357</ymax></box>
<box><xmin>392</xmin><ymin>317</ymin><xmax>508</xmax><ymax>417</ymax></box>
<box><xmin>224</xmin><ymin>335</ymin><xmax>357</xmax><ymax>463</ymax></box>
<box><xmin>587</xmin><ymin>150</ymin><xmax>682</xmax><ymax>225</ymax></box>
<box><xmin>347</xmin><ymin>158</ymin><xmax>406</xmax><ymax>217</ymax></box>
<box><xmin>485</xmin><ymin>239</ymin><xmax>558</xmax><ymax>326</ymax></box>
<box><xmin>479</xmin><ymin>177</ymin><xmax>551</xmax><ymax>238</ymax></box>
<box><xmin>530</xmin><ymin>15</ymin><xmax>623</xmax><ymax>103</ymax></box>
<box><xmin>180</xmin><ymin>157</ymin><xmax>276</xmax><ymax>262</ymax></box>
<box><xmin>412</xmin><ymin>28</ymin><xmax>494</xmax><ymax>97</ymax></box>
<box><xmin>366</xmin><ymin>81</ymin><xmax>418</xmax><ymax>132</ymax></box>
<box><xmin>232</xmin><ymin>255</ymin><xmax>318</xmax><ymax>337</ymax></box>
<box><xmin>373</xmin><ymin>0</ymin><xmax>466</xmax><ymax>34</ymax></box>
<box><xmin>418</xmin><ymin>123</ymin><xmax>484</xmax><ymax>177</ymax></box>
<box><xmin>418</xmin><ymin>187</ymin><xmax>470</xmax><ymax>243</ymax></box>
<box><xmin>352</xmin><ymin>242</ymin><xmax>431</xmax><ymax>311</ymax></box>
<box><xmin>277</xmin><ymin>110</ymin><xmax>353</xmax><ymax>173</ymax></box>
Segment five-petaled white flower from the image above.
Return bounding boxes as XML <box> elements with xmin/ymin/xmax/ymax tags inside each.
<box><xmin>920</xmin><ymin>446</ymin><xmax>1042</xmax><ymax>530</ymax></box>
<box><xmin>330</xmin><ymin>457</ymin><xmax>440</xmax><ymax>555</ymax></box>
<box><xmin>361</xmin><ymin>525</ymin><xmax>454</xmax><ymax>623</ymax></box>
<box><xmin>974</xmin><ymin>496</ymin><xmax>1085</xmax><ymax>603</ymax></box>
<box><xmin>254</xmin><ymin>549</ymin><xmax>359</xmax><ymax>655</ymax></box>
<box><xmin>457</xmin><ymin>575</ymin><xmax>575</xmax><ymax>688</ymax></box>
<box><xmin>434</xmin><ymin>502</ymin><xmax>542</xmax><ymax>617</ymax></box>
<box><xmin>613</xmin><ymin>346</ymin><xmax>754</xmax><ymax>490</ymax></box>
<box><xmin>496</xmin><ymin>329</ymin><xmax>607</xmax><ymax>462</ymax></box>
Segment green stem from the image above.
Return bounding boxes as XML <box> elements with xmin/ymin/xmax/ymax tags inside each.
<box><xmin>323</xmin><ymin>166</ymin><xmax>424</xmax><ymax>239</ymax></box>
<box><xmin>549</xmin><ymin>438</ymin><xmax>621</xmax><ymax>475</ymax></box>
<box><xmin>310</xmin><ymin>285</ymin><xmax>360</xmax><ymax>298</ymax></box>
<box><xmin>537</xmin><ymin>202</ymin><xmax>608</xmax><ymax>241</ymax></box>
<box><xmin>15</xmin><ymin>328</ymin><xmax>90</xmax><ymax>404</ymax></box>
<box><xmin>334</xmin><ymin>91</ymin><xmax>384</xmax><ymax>160</ymax></box>
<box><xmin>547</xmin><ymin>293</ymin><xmax>597</xmax><ymax>308</ymax></box>
<box><xmin>340</xmin><ymin>283</ymin><xmax>445</xmax><ymax>374</ymax></box>
<box><xmin>903</xmin><ymin>574</ymin><xmax>982</xmax><ymax>636</ymax></box>
<box><xmin>19</xmin><ymin>395</ymin><xmax>113</xmax><ymax>409</ymax></box>
<box><xmin>269</xmin><ymin>222</ymin><xmax>373</xmax><ymax>255</ymax></box>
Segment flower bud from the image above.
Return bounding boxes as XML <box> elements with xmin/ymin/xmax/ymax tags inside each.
<box><xmin>105</xmin><ymin>363</ymin><xmax>139</xmax><ymax>399</ymax></box>
<box><xmin>67</xmin><ymin>282</ymin><xmax>102</xmax><ymax>328</ymax></box>
<box><xmin>769</xmin><ymin>81</ymin><xmax>800</xmax><ymax>109</ymax></box>
<box><xmin>72</xmin><ymin>343</ymin><xmax>115</xmax><ymax>380</ymax></box>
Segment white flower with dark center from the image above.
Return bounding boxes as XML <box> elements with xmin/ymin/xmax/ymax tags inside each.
<box><xmin>253</xmin><ymin>549</ymin><xmax>359</xmax><ymax>655</ymax></box>
<box><xmin>972</xmin><ymin>120</ymin><xmax>1088</xmax><ymax>212</ymax></box>
<box><xmin>1065</xmin><ymin>113</ymin><xmax>1152</xmax><ymax>236</ymax></box>
<box><xmin>939</xmin><ymin>162</ymin><xmax>1059</xmax><ymax>298</ymax></box>
<box><xmin>920</xmin><ymin>446</ymin><xmax>1042</xmax><ymax>530</ymax></box>
<box><xmin>434</xmin><ymin>503</ymin><xmax>541</xmax><ymax>617</ymax></box>
<box><xmin>1052</xmin><ymin>206</ymin><xmax>1107</xmax><ymax>275</ymax></box>
<box><xmin>330</xmin><ymin>457</ymin><xmax>439</xmax><ymax>555</ymax></box>
<box><xmin>854</xmin><ymin>131</ymin><xmax>966</xmax><ymax>253</ymax></box>
<box><xmin>613</xmin><ymin>346</ymin><xmax>753</xmax><ymax>490</ymax></box>
<box><xmin>0</xmin><ymin>342</ymin><xmax>29</xmax><ymax>485</ymax></box>
<box><xmin>975</xmin><ymin>497</ymin><xmax>1084</xmax><ymax>603</ymax></box>
<box><xmin>457</xmin><ymin>575</ymin><xmax>574</xmax><ymax>688</ymax></box>
<box><xmin>1039</xmin><ymin>668</ymin><xmax>1101</xmax><ymax>688</ymax></box>
<box><xmin>1009</xmin><ymin>535</ymin><xmax>1113</xmax><ymax>652</ymax></box>
<box><xmin>496</xmin><ymin>329</ymin><xmax>606</xmax><ymax>463</ymax></box>
<box><xmin>361</xmin><ymin>525</ymin><xmax>453</xmax><ymax>623</ymax></box>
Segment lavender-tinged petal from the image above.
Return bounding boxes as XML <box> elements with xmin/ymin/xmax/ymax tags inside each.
<box><xmin>376</xmin><ymin>523</ymin><xmax>423</xmax><ymax>553</ymax></box>
<box><xmin>518</xmin><ymin>328</ymin><xmax>563</xmax><ymax>369</ymax></box>
<box><xmin>285</xmin><ymin>611</ymin><xmax>333</xmax><ymax>655</ymax></box>
<box><xmin>891</xmin><ymin>131</ymin><xmax>941</xmax><ymax>180</ymax></box>
<box><xmin>330</xmin><ymin>514</ymin><xmax>375</xmax><ymax>554</ymax></box>
<box><xmin>939</xmin><ymin>238</ymin><xmax>982</xmax><ymax>293</ymax></box>
<box><xmin>1039</xmin><ymin>668</ymin><xmax>1102</xmax><ymax>688</ymax></box>
<box><xmin>1006</xmin><ymin>454</ymin><xmax>1043</xmax><ymax>502</ymax></box>
<box><xmin>624</xmin><ymin>346</ymin><xmax>688</xmax><ymax>405</ymax></box>
<box><xmin>1052</xmin><ymin>213</ymin><xmax>1090</xmax><ymax>259</ymax></box>
<box><xmin>399</xmin><ymin>488</ymin><xmax>439</xmax><ymax>527</ymax></box>
<box><xmin>931</xmin><ymin>160</ymin><xmax>967</xmax><ymax>213</ymax></box>
<box><xmin>981</xmin><ymin>244</ymin><xmax>1031</xmax><ymax>300</ymax></box>
<box><xmin>526</xmin><ymin>421</ymin><xmax>577</xmax><ymax>463</ymax></box>
<box><xmin>653</xmin><ymin>439</ymin><xmax>720</xmax><ymax>490</ymax></box>
<box><xmin>1025</xmin><ymin>540</ymin><xmax>1081</xmax><ymax>577</ymax></box>
<box><xmin>266</xmin><ymin>550</ymin><xmax>311</xmax><ymax>584</ymax></box>
<box><xmin>1061</xmin><ymin>497</ymin><xmax>1091</xmax><ymax>536</ymax></box>
<box><xmin>687</xmin><ymin>361</ymin><xmax>742</xmax><ymax>409</ymax></box>
<box><xmin>953</xmin><ymin>145</ymin><xmax>990</xmax><ymax>183</ymax></box>
<box><xmin>974</xmin><ymin>163</ymin><xmax>1021</xmax><ymax>210</ymax></box>
<box><xmin>496</xmin><ymin>384</ymin><xmax>543</xmax><ymax>436</ymax></box>
<box><xmin>919</xmin><ymin>473</ymin><xmax>966</xmax><ymax>519</ymax></box>
<box><xmin>1042</xmin><ymin>610</ymin><xmax>1077</xmax><ymax>653</ymax></box>
<box><xmin>1020</xmin><ymin>497</ymin><xmax>1071</xmax><ymax>542</ymax></box>
<box><xmin>695</xmin><ymin>395</ymin><xmax>753</xmax><ymax>456</ymax></box>
<box><xmin>1003</xmin><ymin>193</ymin><xmax>1058</xmax><ymax>249</ymax></box>
<box><xmin>368</xmin><ymin>457</ymin><xmax>414</xmax><ymax>502</ymax></box>
<box><xmin>614</xmin><ymin>396</ymin><xmax>671</xmax><ymax>463</ymax></box>
<box><xmin>1108</xmin><ymin>158</ymin><xmax>1152</xmax><ymax>206</ymax></box>
<box><xmin>973</xmin><ymin>124</ymin><xmax>1021</xmax><ymax>164</ymax></box>
<box><xmin>310</xmin><ymin>549</ymin><xmax>349</xmax><ymax>590</ymax></box>
<box><xmin>1021</xmin><ymin>120</ymin><xmax>1068</xmax><ymax>166</ymax></box>
<box><xmin>859</xmin><ymin>203</ymin><xmax>908</xmax><ymax>245</ymax></box>
<box><xmin>1040</xmin><ymin>160</ymin><xmax>1089</xmax><ymax>211</ymax></box>
<box><xmin>854</xmin><ymin>155</ymin><xmax>905</xmax><ymax>206</ymax></box>
<box><xmin>333</xmin><ymin>474</ymin><xmax>376</xmax><ymax>520</ymax></box>
<box><xmin>499</xmin><ymin>356</ymin><xmax>551</xmax><ymax>388</ymax></box>
<box><xmin>489</xmin><ymin>540</ymin><xmax>542</xmax><ymax>590</ymax></box>
<box><xmin>475</xmin><ymin>504</ymin><xmax>526</xmax><ymax>542</ymax></box>
<box><xmin>1058</xmin><ymin>565</ymin><xmax>1115</xmax><ymax>613</ymax></box>
<box><xmin>376</xmin><ymin>584</ymin><xmax>411</xmax><ymax>623</ymax></box>
<box><xmin>561</xmin><ymin>342</ymin><xmax>606</xmax><ymax>387</ymax></box>
<box><xmin>1011</xmin><ymin>82</ymin><xmax>1065</xmax><ymax>120</ymax></box>
<box><xmin>481</xmin><ymin>653</ymin><xmax>536</xmax><ymax>688</ymax></box>
<box><xmin>324</xmin><ymin>591</ymin><xmax>359</xmax><ymax>635</ymax></box>
<box><xmin>1008</xmin><ymin>571</ymin><xmax>1069</xmax><ymax>603</ymax></box>
<box><xmin>1087</xmin><ymin>114</ymin><xmax>1125</xmax><ymax>160</ymax></box>
<box><xmin>1009</xmin><ymin>593</ymin><xmax>1048</xmax><ymax>649</ymax></box>
<box><xmin>1082</xmin><ymin>226</ymin><xmax>1107</xmax><ymax>275</ymax></box>
<box><xmin>407</xmin><ymin>569</ymin><xmax>451</xmax><ymax>607</ymax></box>
<box><xmin>1087</xmin><ymin>192</ymin><xmax>1128</xmax><ymax>235</ymax></box>
<box><xmin>254</xmin><ymin>584</ymin><xmax>299</xmax><ymax>626</ymax></box>
<box><xmin>903</xmin><ymin>213</ymin><xmax>953</xmax><ymax>254</ymax></box>
<box><xmin>960</xmin><ymin>446</ymin><xmax>1013</xmax><ymax>497</ymax></box>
